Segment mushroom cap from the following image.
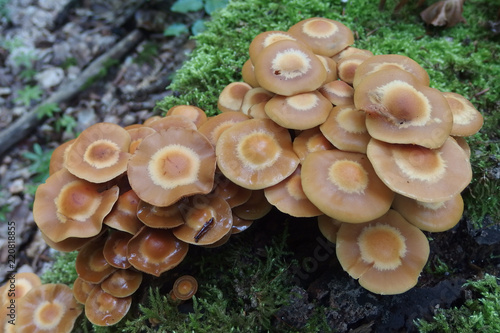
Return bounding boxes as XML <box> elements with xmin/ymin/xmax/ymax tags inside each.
<box><xmin>173</xmin><ymin>195</ymin><xmax>233</xmax><ymax>245</ymax></box>
<box><xmin>146</xmin><ymin>114</ymin><xmax>198</xmax><ymax>132</ymax></box>
<box><xmin>76</xmin><ymin>235</ymin><xmax>117</xmax><ymax>284</ymax></box>
<box><xmin>34</xmin><ymin>168</ymin><xmax>119</xmax><ymax>243</ymax></box>
<box><xmin>49</xmin><ymin>139</ymin><xmax>75</xmax><ymax>175</ymax></box>
<box><xmin>336</xmin><ymin>209</ymin><xmax>430</xmax><ymax>295</ymax></box>
<box><xmin>0</xmin><ymin>272</ymin><xmax>41</xmax><ymax>305</ymax></box>
<box><xmin>366</xmin><ymin>137</ymin><xmax>472</xmax><ymax>202</ymax></box>
<box><xmin>85</xmin><ymin>286</ymin><xmax>131</xmax><ymax>326</ymax></box>
<box><xmin>171</xmin><ymin>275</ymin><xmax>198</xmax><ymax>301</ymax></box>
<box><xmin>231</xmin><ymin>213</ymin><xmax>254</xmax><ymax>234</ymax></box>
<box><xmin>232</xmin><ymin>189</ymin><xmax>273</xmax><ymax>220</ymax></box>
<box><xmin>249</xmin><ymin>30</ymin><xmax>299</xmax><ymax>63</ymax></box>
<box><xmin>103</xmin><ymin>189</ymin><xmax>144</xmax><ymax>235</ymax></box>
<box><xmin>287</xmin><ymin>17</ymin><xmax>354</xmax><ymax>57</ymax></box>
<box><xmin>241</xmin><ymin>59</ymin><xmax>259</xmax><ymax>87</ymax></box>
<box><xmin>318</xmin><ymin>80</ymin><xmax>354</xmax><ymax>106</ymax></box>
<box><xmin>354</xmin><ymin>68</ymin><xmax>453</xmax><ymax>149</ymax></box>
<box><xmin>40</xmin><ymin>230</ymin><xmax>100</xmax><ymax>252</ymax></box>
<box><xmin>253</xmin><ymin>39</ymin><xmax>326</xmax><ymax>96</ymax></box>
<box><xmin>17</xmin><ymin>284</ymin><xmax>82</xmax><ymax>333</ymax></box>
<box><xmin>301</xmin><ymin>149</ymin><xmax>394</xmax><ymax>223</ymax></box>
<box><xmin>292</xmin><ymin>127</ymin><xmax>335</xmax><ymax>163</ymax></box>
<box><xmin>337</xmin><ymin>52</ymin><xmax>373</xmax><ymax>85</ymax></box>
<box><xmin>126</xmin><ymin>126</ymin><xmax>156</xmax><ymax>154</ymax></box>
<box><xmin>319</xmin><ymin>104</ymin><xmax>371</xmax><ymax>154</ymax></box>
<box><xmin>216</xmin><ymin>118</ymin><xmax>299</xmax><ymax>190</ymax></box>
<box><xmin>240</xmin><ymin>87</ymin><xmax>274</xmax><ymax>115</ymax></box>
<box><xmin>128</xmin><ymin>127</ymin><xmax>216</xmax><ymax>207</ymax></box>
<box><xmin>392</xmin><ymin>193</ymin><xmax>464</xmax><ymax>232</ymax></box>
<box><xmin>443</xmin><ymin>92</ymin><xmax>483</xmax><ymax>136</ymax></box>
<box><xmin>136</xmin><ymin>200</ymin><xmax>185</xmax><ymax>229</ymax></box>
<box><xmin>127</xmin><ymin>226</ymin><xmax>189</xmax><ymax>276</ymax></box>
<box><xmin>264</xmin><ymin>165</ymin><xmax>323</xmax><ymax>217</ymax></box>
<box><xmin>331</xmin><ymin>46</ymin><xmax>373</xmax><ymax>63</ymax></box>
<box><xmin>264</xmin><ymin>90</ymin><xmax>333</xmax><ymax>130</ymax></box>
<box><xmin>101</xmin><ymin>269</ymin><xmax>143</xmax><ymax>298</ymax></box>
<box><xmin>218</xmin><ymin>82</ymin><xmax>253</xmax><ymax>113</ymax></box>
<box><xmin>316</xmin><ymin>55</ymin><xmax>338</xmax><ymax>84</ymax></box>
<box><xmin>317</xmin><ymin>215</ymin><xmax>342</xmax><ymax>243</ymax></box>
<box><xmin>420</xmin><ymin>0</ymin><xmax>467</xmax><ymax>28</ymax></box>
<box><xmin>65</xmin><ymin>122</ymin><xmax>131</xmax><ymax>183</ymax></box>
<box><xmin>452</xmin><ymin>136</ymin><xmax>471</xmax><ymax>159</ymax></box>
<box><xmin>165</xmin><ymin>105</ymin><xmax>207</xmax><ymax>128</ymax></box>
<box><xmin>103</xmin><ymin>230</ymin><xmax>134</xmax><ymax>269</ymax></box>
<box><xmin>72</xmin><ymin>277</ymin><xmax>97</xmax><ymax>304</ymax></box>
<box><xmin>198</xmin><ymin>111</ymin><xmax>250</xmax><ymax>147</ymax></box>
<box><xmin>213</xmin><ymin>173</ymin><xmax>253</xmax><ymax>208</ymax></box>
<box><xmin>353</xmin><ymin>54</ymin><xmax>430</xmax><ymax>88</ymax></box>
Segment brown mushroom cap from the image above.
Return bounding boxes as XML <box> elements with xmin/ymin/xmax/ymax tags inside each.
<box><xmin>241</xmin><ymin>59</ymin><xmax>259</xmax><ymax>88</ymax></box>
<box><xmin>264</xmin><ymin>165</ymin><xmax>323</xmax><ymax>217</ymax></box>
<box><xmin>126</xmin><ymin>126</ymin><xmax>156</xmax><ymax>154</ymax></box>
<box><xmin>443</xmin><ymin>92</ymin><xmax>483</xmax><ymax>136</ymax></box>
<box><xmin>65</xmin><ymin>122</ymin><xmax>131</xmax><ymax>183</ymax></box>
<box><xmin>136</xmin><ymin>200</ymin><xmax>185</xmax><ymax>229</ymax></box>
<box><xmin>319</xmin><ymin>104</ymin><xmax>371</xmax><ymax>154</ymax></box>
<box><xmin>85</xmin><ymin>286</ymin><xmax>131</xmax><ymax>326</ymax></box>
<box><xmin>317</xmin><ymin>215</ymin><xmax>342</xmax><ymax>243</ymax></box>
<box><xmin>17</xmin><ymin>284</ymin><xmax>82</xmax><ymax>333</ymax></box>
<box><xmin>103</xmin><ymin>230</ymin><xmax>133</xmax><ymax>269</ymax></box>
<box><xmin>103</xmin><ymin>189</ymin><xmax>143</xmax><ymax>235</ymax></box>
<box><xmin>72</xmin><ymin>277</ymin><xmax>98</xmax><ymax>304</ymax></box>
<box><xmin>367</xmin><ymin>137</ymin><xmax>472</xmax><ymax>202</ymax></box>
<box><xmin>249</xmin><ymin>30</ymin><xmax>299</xmax><ymax>63</ymax></box>
<box><xmin>216</xmin><ymin>118</ymin><xmax>299</xmax><ymax>190</ymax></box>
<box><xmin>49</xmin><ymin>139</ymin><xmax>75</xmax><ymax>175</ymax></box>
<box><xmin>392</xmin><ymin>193</ymin><xmax>464</xmax><ymax>232</ymax></box>
<box><xmin>318</xmin><ymin>80</ymin><xmax>354</xmax><ymax>106</ymax></box>
<box><xmin>34</xmin><ymin>168</ymin><xmax>119</xmax><ymax>243</ymax></box>
<box><xmin>316</xmin><ymin>55</ymin><xmax>338</xmax><ymax>84</ymax></box>
<box><xmin>0</xmin><ymin>272</ymin><xmax>41</xmax><ymax>305</ymax></box>
<box><xmin>128</xmin><ymin>127</ymin><xmax>216</xmax><ymax>207</ymax></box>
<box><xmin>232</xmin><ymin>189</ymin><xmax>273</xmax><ymax>220</ymax></box>
<box><xmin>166</xmin><ymin>105</ymin><xmax>208</xmax><ymax>128</ymax></box>
<box><xmin>264</xmin><ymin>90</ymin><xmax>333</xmax><ymax>130</ymax></box>
<box><xmin>336</xmin><ymin>209</ymin><xmax>430</xmax><ymax>295</ymax></box>
<box><xmin>198</xmin><ymin>111</ymin><xmax>250</xmax><ymax>147</ymax></box>
<box><xmin>353</xmin><ymin>54</ymin><xmax>430</xmax><ymax>88</ymax></box>
<box><xmin>253</xmin><ymin>39</ymin><xmax>326</xmax><ymax>96</ymax></box>
<box><xmin>218</xmin><ymin>82</ymin><xmax>253</xmax><ymax>113</ymax></box>
<box><xmin>331</xmin><ymin>46</ymin><xmax>373</xmax><ymax>63</ymax></box>
<box><xmin>173</xmin><ymin>195</ymin><xmax>233</xmax><ymax>245</ymax></box>
<box><xmin>420</xmin><ymin>0</ymin><xmax>466</xmax><ymax>28</ymax></box>
<box><xmin>337</xmin><ymin>53</ymin><xmax>373</xmax><ymax>85</ymax></box>
<box><xmin>76</xmin><ymin>235</ymin><xmax>117</xmax><ymax>284</ymax></box>
<box><xmin>146</xmin><ymin>114</ymin><xmax>198</xmax><ymax>132</ymax></box>
<box><xmin>240</xmin><ymin>87</ymin><xmax>274</xmax><ymax>115</ymax></box>
<box><xmin>452</xmin><ymin>136</ymin><xmax>471</xmax><ymax>158</ymax></box>
<box><xmin>171</xmin><ymin>275</ymin><xmax>198</xmax><ymax>301</ymax></box>
<box><xmin>287</xmin><ymin>17</ymin><xmax>354</xmax><ymax>57</ymax></box>
<box><xmin>354</xmin><ymin>68</ymin><xmax>453</xmax><ymax>149</ymax></box>
<box><xmin>231</xmin><ymin>213</ymin><xmax>254</xmax><ymax>234</ymax></box>
<box><xmin>127</xmin><ymin>226</ymin><xmax>189</xmax><ymax>276</ymax></box>
<box><xmin>41</xmin><ymin>230</ymin><xmax>101</xmax><ymax>252</ymax></box>
<box><xmin>213</xmin><ymin>173</ymin><xmax>253</xmax><ymax>208</ymax></box>
<box><xmin>101</xmin><ymin>269</ymin><xmax>143</xmax><ymax>298</ymax></box>
<box><xmin>292</xmin><ymin>127</ymin><xmax>335</xmax><ymax>163</ymax></box>
<box><xmin>301</xmin><ymin>150</ymin><xmax>394</xmax><ymax>223</ymax></box>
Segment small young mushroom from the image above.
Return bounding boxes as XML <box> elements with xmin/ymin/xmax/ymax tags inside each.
<box><xmin>316</xmin><ymin>55</ymin><xmax>338</xmax><ymax>84</ymax></box>
<box><xmin>253</xmin><ymin>39</ymin><xmax>326</xmax><ymax>96</ymax></box>
<box><xmin>128</xmin><ymin>127</ymin><xmax>216</xmax><ymax>207</ymax></box>
<box><xmin>103</xmin><ymin>230</ymin><xmax>134</xmax><ymax>269</ymax></box>
<box><xmin>136</xmin><ymin>200</ymin><xmax>185</xmax><ymax>229</ymax></box>
<box><xmin>241</xmin><ymin>59</ymin><xmax>259</xmax><ymax>87</ymax></box>
<box><xmin>317</xmin><ymin>215</ymin><xmax>343</xmax><ymax>244</ymax></box>
<box><xmin>16</xmin><ymin>284</ymin><xmax>82</xmax><ymax>333</ymax></box>
<box><xmin>392</xmin><ymin>193</ymin><xmax>464</xmax><ymax>232</ymax></box>
<box><xmin>217</xmin><ymin>82</ymin><xmax>253</xmax><ymax>113</ymax></box>
<box><xmin>101</xmin><ymin>269</ymin><xmax>143</xmax><ymax>298</ymax></box>
<box><xmin>65</xmin><ymin>122</ymin><xmax>131</xmax><ymax>183</ymax></box>
<box><xmin>216</xmin><ymin>118</ymin><xmax>299</xmax><ymax>190</ymax></box>
<box><xmin>76</xmin><ymin>235</ymin><xmax>117</xmax><ymax>284</ymax></box>
<box><xmin>264</xmin><ymin>90</ymin><xmax>333</xmax><ymax>130</ymax></box>
<box><xmin>231</xmin><ymin>213</ymin><xmax>254</xmax><ymax>234</ymax></box>
<box><xmin>126</xmin><ymin>126</ymin><xmax>156</xmax><ymax>154</ymax></box>
<box><xmin>85</xmin><ymin>286</ymin><xmax>132</xmax><ymax>326</ymax></box>
<box><xmin>292</xmin><ymin>127</ymin><xmax>335</xmax><ymax>163</ymax></box>
<box><xmin>146</xmin><ymin>114</ymin><xmax>198</xmax><ymax>132</ymax></box>
<box><xmin>170</xmin><ymin>275</ymin><xmax>198</xmax><ymax>301</ymax></box>
<box><xmin>337</xmin><ymin>52</ymin><xmax>373</xmax><ymax>85</ymax></box>
<box><xmin>442</xmin><ymin>92</ymin><xmax>484</xmax><ymax>137</ymax></box>
<box><xmin>336</xmin><ymin>209</ymin><xmax>430</xmax><ymax>295</ymax></box>
<box><xmin>301</xmin><ymin>149</ymin><xmax>394</xmax><ymax>223</ymax></box>
<box><xmin>239</xmin><ymin>87</ymin><xmax>274</xmax><ymax>115</ymax></box>
<box><xmin>318</xmin><ymin>80</ymin><xmax>354</xmax><ymax>106</ymax></box>
<box><xmin>173</xmin><ymin>195</ymin><xmax>233</xmax><ymax>245</ymax></box>
<box><xmin>367</xmin><ymin>137</ymin><xmax>472</xmax><ymax>202</ymax></box>
<box><xmin>72</xmin><ymin>277</ymin><xmax>98</xmax><ymax>304</ymax></box>
<box><xmin>127</xmin><ymin>226</ymin><xmax>189</xmax><ymax>276</ymax></box>
<box><xmin>212</xmin><ymin>173</ymin><xmax>253</xmax><ymax>208</ymax></box>
<box><xmin>33</xmin><ymin>168</ymin><xmax>119</xmax><ymax>243</ymax></box>
<box><xmin>166</xmin><ymin>105</ymin><xmax>207</xmax><ymax>128</ymax></box>
<box><xmin>103</xmin><ymin>189</ymin><xmax>144</xmax><ymax>235</ymax></box>
<box><xmin>287</xmin><ymin>17</ymin><xmax>354</xmax><ymax>57</ymax></box>
<box><xmin>48</xmin><ymin>139</ymin><xmax>75</xmax><ymax>175</ymax></box>
<box><xmin>232</xmin><ymin>189</ymin><xmax>273</xmax><ymax>220</ymax></box>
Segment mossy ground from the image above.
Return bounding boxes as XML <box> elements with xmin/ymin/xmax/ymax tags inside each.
<box><xmin>41</xmin><ymin>0</ymin><xmax>500</xmax><ymax>331</ymax></box>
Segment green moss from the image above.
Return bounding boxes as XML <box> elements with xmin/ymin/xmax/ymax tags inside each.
<box><xmin>415</xmin><ymin>274</ymin><xmax>500</xmax><ymax>333</ymax></box>
<box><xmin>41</xmin><ymin>251</ymin><xmax>78</xmax><ymax>286</ymax></box>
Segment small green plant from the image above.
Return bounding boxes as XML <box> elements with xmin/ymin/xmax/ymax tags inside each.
<box><xmin>22</xmin><ymin>143</ymin><xmax>52</xmax><ymax>195</ymax></box>
<box><xmin>61</xmin><ymin>57</ymin><xmax>78</xmax><ymax>69</ymax></box>
<box><xmin>415</xmin><ymin>274</ymin><xmax>500</xmax><ymax>333</ymax></box>
<box><xmin>425</xmin><ymin>256</ymin><xmax>453</xmax><ymax>276</ymax></box>
<box><xmin>54</xmin><ymin>114</ymin><xmax>77</xmax><ymax>136</ymax></box>
<box><xmin>36</xmin><ymin>102</ymin><xmax>61</xmax><ymax>119</ymax></box>
<box><xmin>40</xmin><ymin>251</ymin><xmax>79</xmax><ymax>286</ymax></box>
<box><xmin>14</xmin><ymin>84</ymin><xmax>43</xmax><ymax>106</ymax></box>
<box><xmin>134</xmin><ymin>42</ymin><xmax>160</xmax><ymax>65</ymax></box>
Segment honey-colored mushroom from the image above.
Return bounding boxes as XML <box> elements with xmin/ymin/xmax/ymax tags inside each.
<box><xmin>103</xmin><ymin>189</ymin><xmax>143</xmax><ymax>235</ymax></box>
<box><xmin>85</xmin><ymin>286</ymin><xmax>132</xmax><ymax>326</ymax></box>
<box><xmin>101</xmin><ymin>269</ymin><xmax>143</xmax><ymax>298</ymax></box>
<box><xmin>171</xmin><ymin>275</ymin><xmax>198</xmax><ymax>301</ymax></box>
<box><xmin>76</xmin><ymin>235</ymin><xmax>117</xmax><ymax>284</ymax></box>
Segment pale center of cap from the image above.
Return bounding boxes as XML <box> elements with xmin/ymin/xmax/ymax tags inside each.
<box><xmin>302</xmin><ymin>19</ymin><xmax>339</xmax><ymax>38</ymax></box>
<box><xmin>358</xmin><ymin>223</ymin><xmax>407</xmax><ymax>271</ymax></box>
<box><xmin>263</xmin><ymin>32</ymin><xmax>296</xmax><ymax>48</ymax></box>
<box><xmin>369</xmin><ymin>80</ymin><xmax>431</xmax><ymax>128</ymax></box>
<box><xmin>83</xmin><ymin>139</ymin><xmax>121</xmax><ymax>169</ymax></box>
<box><xmin>236</xmin><ymin>131</ymin><xmax>281</xmax><ymax>170</ymax></box>
<box><xmin>446</xmin><ymin>95</ymin><xmax>476</xmax><ymax>125</ymax></box>
<box><xmin>336</xmin><ymin>107</ymin><xmax>367</xmax><ymax>134</ymax></box>
<box><xmin>55</xmin><ymin>180</ymin><xmax>102</xmax><ymax>223</ymax></box>
<box><xmin>34</xmin><ymin>300</ymin><xmax>64</xmax><ymax>329</ymax></box>
<box><xmin>148</xmin><ymin>144</ymin><xmax>201</xmax><ymax>190</ymax></box>
<box><xmin>271</xmin><ymin>49</ymin><xmax>311</xmax><ymax>80</ymax></box>
<box><xmin>286</xmin><ymin>93</ymin><xmax>319</xmax><ymax>111</ymax></box>
<box><xmin>393</xmin><ymin>146</ymin><xmax>447</xmax><ymax>182</ymax></box>
<box><xmin>328</xmin><ymin>159</ymin><xmax>369</xmax><ymax>194</ymax></box>
<box><xmin>285</xmin><ymin>173</ymin><xmax>307</xmax><ymax>201</ymax></box>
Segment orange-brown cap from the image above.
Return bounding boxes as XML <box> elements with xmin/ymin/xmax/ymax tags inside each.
<box><xmin>85</xmin><ymin>286</ymin><xmax>131</xmax><ymax>326</ymax></box>
<box><xmin>126</xmin><ymin>126</ymin><xmax>156</xmax><ymax>154</ymax></box>
<box><xmin>198</xmin><ymin>111</ymin><xmax>250</xmax><ymax>147</ymax></box>
<box><xmin>76</xmin><ymin>235</ymin><xmax>117</xmax><ymax>284</ymax></box>
<box><xmin>101</xmin><ymin>269</ymin><xmax>143</xmax><ymax>298</ymax></box>
<box><xmin>48</xmin><ymin>139</ymin><xmax>75</xmax><ymax>175</ymax></box>
<box><xmin>218</xmin><ymin>82</ymin><xmax>253</xmax><ymax>113</ymax></box>
<box><xmin>103</xmin><ymin>189</ymin><xmax>144</xmax><ymax>235</ymax></box>
<box><xmin>232</xmin><ymin>189</ymin><xmax>273</xmax><ymax>220</ymax></box>
<box><xmin>336</xmin><ymin>209</ymin><xmax>430</xmax><ymax>295</ymax></box>
<box><xmin>72</xmin><ymin>277</ymin><xmax>97</xmax><ymax>304</ymax></box>
<box><xmin>317</xmin><ymin>215</ymin><xmax>342</xmax><ymax>243</ymax></box>
<box><xmin>136</xmin><ymin>200</ymin><xmax>185</xmax><ymax>229</ymax></box>
<box><xmin>443</xmin><ymin>92</ymin><xmax>483</xmax><ymax>137</ymax></box>
<box><xmin>249</xmin><ymin>30</ymin><xmax>299</xmax><ymax>63</ymax></box>
<box><xmin>292</xmin><ymin>127</ymin><xmax>335</xmax><ymax>163</ymax></box>
<box><xmin>165</xmin><ymin>105</ymin><xmax>207</xmax><ymax>128</ymax></box>
<box><xmin>318</xmin><ymin>80</ymin><xmax>354</xmax><ymax>106</ymax></box>
<box><xmin>171</xmin><ymin>275</ymin><xmax>198</xmax><ymax>301</ymax></box>
<box><xmin>103</xmin><ymin>230</ymin><xmax>133</xmax><ymax>269</ymax></box>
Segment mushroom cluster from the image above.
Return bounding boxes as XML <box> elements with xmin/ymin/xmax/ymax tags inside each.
<box><xmin>31</xmin><ymin>16</ymin><xmax>483</xmax><ymax>326</ymax></box>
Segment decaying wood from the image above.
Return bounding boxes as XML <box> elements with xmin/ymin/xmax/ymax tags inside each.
<box><xmin>0</xmin><ymin>29</ymin><xmax>144</xmax><ymax>157</ymax></box>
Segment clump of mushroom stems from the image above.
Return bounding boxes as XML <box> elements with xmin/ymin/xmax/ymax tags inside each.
<box><xmin>29</xmin><ymin>16</ymin><xmax>482</xmax><ymax>326</ymax></box>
